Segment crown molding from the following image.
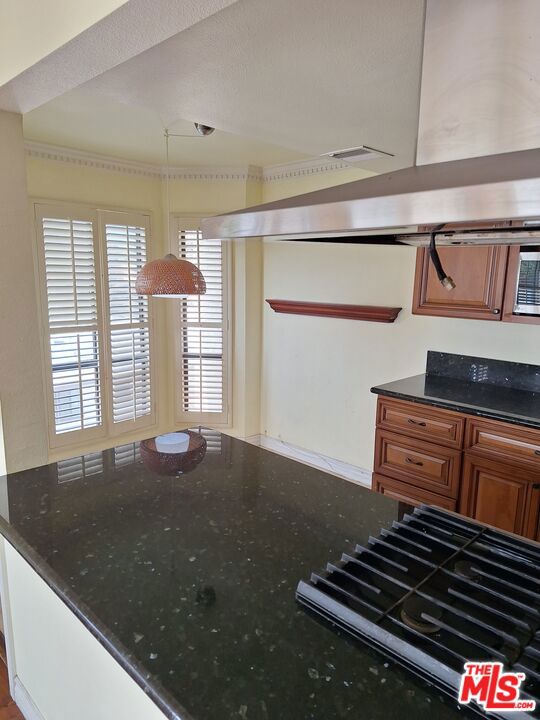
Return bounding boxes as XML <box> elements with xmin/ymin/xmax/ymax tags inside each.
<box><xmin>24</xmin><ymin>141</ymin><xmax>263</xmax><ymax>182</ymax></box>
<box><xmin>25</xmin><ymin>140</ymin><xmax>163</xmax><ymax>177</ymax></box>
<box><xmin>24</xmin><ymin>140</ymin><xmax>353</xmax><ymax>183</ymax></box>
<box><xmin>262</xmin><ymin>155</ymin><xmax>350</xmax><ymax>181</ymax></box>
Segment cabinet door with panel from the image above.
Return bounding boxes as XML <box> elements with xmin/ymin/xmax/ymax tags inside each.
<box><xmin>460</xmin><ymin>453</ymin><xmax>540</xmax><ymax>539</ymax></box>
<box><xmin>412</xmin><ymin>246</ymin><xmax>508</xmax><ymax>320</ymax></box>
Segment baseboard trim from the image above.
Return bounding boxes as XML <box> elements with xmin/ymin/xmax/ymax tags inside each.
<box><xmin>247</xmin><ymin>435</ymin><xmax>371</xmax><ymax>487</ymax></box>
<box><xmin>13</xmin><ymin>676</ymin><xmax>45</xmax><ymax>720</ymax></box>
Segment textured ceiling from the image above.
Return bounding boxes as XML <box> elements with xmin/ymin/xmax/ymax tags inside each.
<box><xmin>23</xmin><ymin>0</ymin><xmax>426</xmax><ymax>170</ymax></box>
<box><xmin>0</xmin><ymin>0</ymin><xmax>241</xmax><ymax>113</ymax></box>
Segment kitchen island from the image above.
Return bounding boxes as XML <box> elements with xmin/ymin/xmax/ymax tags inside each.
<box><xmin>0</xmin><ymin>431</ymin><xmax>472</xmax><ymax>720</ymax></box>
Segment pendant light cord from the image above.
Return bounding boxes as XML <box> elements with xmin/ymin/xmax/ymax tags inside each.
<box><xmin>165</xmin><ymin>129</ymin><xmax>171</xmax><ymax>252</ymax></box>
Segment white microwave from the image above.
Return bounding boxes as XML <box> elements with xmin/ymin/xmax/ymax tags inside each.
<box><xmin>514</xmin><ymin>250</ymin><xmax>540</xmax><ymax>316</ymax></box>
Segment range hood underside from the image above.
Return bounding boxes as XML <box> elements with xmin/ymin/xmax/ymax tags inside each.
<box><xmin>201</xmin><ymin>148</ymin><xmax>540</xmax><ymax>246</ymax></box>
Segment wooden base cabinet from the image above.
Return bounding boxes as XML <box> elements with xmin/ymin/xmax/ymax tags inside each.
<box><xmin>372</xmin><ymin>396</ymin><xmax>540</xmax><ymax>540</ymax></box>
<box><xmin>460</xmin><ymin>454</ymin><xmax>540</xmax><ymax>540</ymax></box>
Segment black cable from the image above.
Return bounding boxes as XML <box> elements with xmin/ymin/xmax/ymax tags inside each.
<box><xmin>429</xmin><ymin>225</ymin><xmax>456</xmax><ymax>291</ymax></box>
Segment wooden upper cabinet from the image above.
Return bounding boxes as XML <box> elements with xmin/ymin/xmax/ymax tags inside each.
<box><xmin>412</xmin><ymin>246</ymin><xmax>508</xmax><ymax>320</ymax></box>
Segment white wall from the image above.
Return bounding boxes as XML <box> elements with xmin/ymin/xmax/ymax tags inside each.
<box><xmin>0</xmin><ymin>0</ymin><xmax>128</xmax><ymax>86</ymax></box>
<box><xmin>0</xmin><ymin>113</ymin><xmax>48</xmax><ymax>473</ymax></box>
<box><xmin>261</xmin><ymin>215</ymin><xmax>540</xmax><ymax>473</ymax></box>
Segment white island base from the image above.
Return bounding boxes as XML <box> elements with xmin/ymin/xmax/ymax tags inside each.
<box><xmin>0</xmin><ymin>537</ymin><xmax>170</xmax><ymax>720</ymax></box>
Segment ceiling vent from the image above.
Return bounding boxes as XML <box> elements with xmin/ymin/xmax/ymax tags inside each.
<box><xmin>322</xmin><ymin>145</ymin><xmax>394</xmax><ymax>166</ymax></box>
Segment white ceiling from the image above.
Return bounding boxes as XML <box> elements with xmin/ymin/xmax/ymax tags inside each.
<box><xmin>23</xmin><ymin>89</ymin><xmax>308</xmax><ymax>166</ymax></box>
<box><xmin>23</xmin><ymin>0</ymin><xmax>426</xmax><ymax>170</ymax></box>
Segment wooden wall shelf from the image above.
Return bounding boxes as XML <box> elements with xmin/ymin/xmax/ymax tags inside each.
<box><xmin>265</xmin><ymin>299</ymin><xmax>402</xmax><ymax>323</ymax></box>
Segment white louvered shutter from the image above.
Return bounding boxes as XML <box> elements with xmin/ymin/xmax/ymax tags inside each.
<box><xmin>104</xmin><ymin>216</ymin><xmax>153</xmax><ymax>429</ymax></box>
<box><xmin>39</xmin><ymin>211</ymin><xmax>103</xmax><ymax>441</ymax></box>
<box><xmin>175</xmin><ymin>223</ymin><xmax>229</xmax><ymax>423</ymax></box>
<box><xmin>36</xmin><ymin>205</ymin><xmax>155</xmax><ymax>448</ymax></box>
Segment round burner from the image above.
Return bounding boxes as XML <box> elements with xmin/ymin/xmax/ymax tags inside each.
<box><xmin>453</xmin><ymin>560</ymin><xmax>480</xmax><ymax>580</ymax></box>
<box><xmin>400</xmin><ymin>596</ymin><xmax>442</xmax><ymax>634</ymax></box>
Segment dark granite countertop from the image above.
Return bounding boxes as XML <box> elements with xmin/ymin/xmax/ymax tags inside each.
<box><xmin>371</xmin><ymin>373</ymin><xmax>540</xmax><ymax>428</ymax></box>
<box><xmin>371</xmin><ymin>352</ymin><xmax>540</xmax><ymax>429</ymax></box>
<box><xmin>0</xmin><ymin>432</ymin><xmax>470</xmax><ymax>720</ymax></box>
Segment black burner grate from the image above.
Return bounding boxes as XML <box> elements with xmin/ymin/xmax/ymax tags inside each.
<box><xmin>296</xmin><ymin>506</ymin><xmax>540</xmax><ymax>719</ymax></box>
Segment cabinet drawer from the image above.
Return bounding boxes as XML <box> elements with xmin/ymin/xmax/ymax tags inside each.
<box><xmin>374</xmin><ymin>430</ymin><xmax>461</xmax><ymax>498</ymax></box>
<box><xmin>372</xmin><ymin>473</ymin><xmax>457</xmax><ymax>511</ymax></box>
<box><xmin>465</xmin><ymin>417</ymin><xmax>540</xmax><ymax>468</ymax></box>
<box><xmin>376</xmin><ymin>397</ymin><xmax>464</xmax><ymax>449</ymax></box>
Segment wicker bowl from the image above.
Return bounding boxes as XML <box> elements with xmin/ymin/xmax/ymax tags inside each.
<box><xmin>140</xmin><ymin>431</ymin><xmax>207</xmax><ymax>476</ymax></box>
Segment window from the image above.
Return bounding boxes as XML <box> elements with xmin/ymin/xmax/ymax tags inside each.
<box><xmin>173</xmin><ymin>219</ymin><xmax>230</xmax><ymax>425</ymax></box>
<box><xmin>35</xmin><ymin>204</ymin><xmax>155</xmax><ymax>448</ymax></box>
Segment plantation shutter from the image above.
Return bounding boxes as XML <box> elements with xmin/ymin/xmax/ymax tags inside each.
<box><xmin>103</xmin><ymin>214</ymin><xmax>153</xmax><ymax>430</ymax></box>
<box><xmin>38</xmin><ymin>208</ymin><xmax>104</xmax><ymax>443</ymax></box>
<box><xmin>175</xmin><ymin>221</ymin><xmax>229</xmax><ymax>424</ymax></box>
<box><xmin>36</xmin><ymin>204</ymin><xmax>154</xmax><ymax>448</ymax></box>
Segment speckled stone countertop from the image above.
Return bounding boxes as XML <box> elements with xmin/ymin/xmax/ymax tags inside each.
<box><xmin>0</xmin><ymin>433</ymin><xmax>470</xmax><ymax>720</ymax></box>
<box><xmin>372</xmin><ymin>351</ymin><xmax>540</xmax><ymax>429</ymax></box>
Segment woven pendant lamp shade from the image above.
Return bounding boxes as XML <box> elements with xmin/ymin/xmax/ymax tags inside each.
<box><xmin>136</xmin><ymin>254</ymin><xmax>206</xmax><ymax>297</ymax></box>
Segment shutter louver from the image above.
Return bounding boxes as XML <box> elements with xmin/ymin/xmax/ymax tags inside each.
<box><xmin>177</xmin><ymin>230</ymin><xmax>226</xmax><ymax>418</ymax></box>
<box><xmin>57</xmin><ymin>452</ymin><xmax>103</xmax><ymax>483</ymax></box>
<box><xmin>197</xmin><ymin>427</ymin><xmax>223</xmax><ymax>453</ymax></box>
<box><xmin>105</xmin><ymin>222</ymin><xmax>152</xmax><ymax>425</ymax></box>
<box><xmin>114</xmin><ymin>443</ymin><xmax>141</xmax><ymax>468</ymax></box>
<box><xmin>42</xmin><ymin>217</ymin><xmax>102</xmax><ymax>434</ymax></box>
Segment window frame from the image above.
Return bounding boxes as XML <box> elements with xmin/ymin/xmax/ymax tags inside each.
<box><xmin>33</xmin><ymin>201</ymin><xmax>157</xmax><ymax>450</ymax></box>
<box><xmin>170</xmin><ymin>215</ymin><xmax>232</xmax><ymax>427</ymax></box>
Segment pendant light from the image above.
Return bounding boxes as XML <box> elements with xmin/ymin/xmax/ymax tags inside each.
<box><xmin>136</xmin><ymin>126</ymin><xmax>213</xmax><ymax>297</ymax></box>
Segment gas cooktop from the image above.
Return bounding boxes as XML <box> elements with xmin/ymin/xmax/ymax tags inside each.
<box><xmin>297</xmin><ymin>506</ymin><xmax>540</xmax><ymax>719</ymax></box>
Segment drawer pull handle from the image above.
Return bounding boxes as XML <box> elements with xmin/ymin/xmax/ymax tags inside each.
<box><xmin>405</xmin><ymin>457</ymin><xmax>424</xmax><ymax>466</ymax></box>
<box><xmin>535</xmin><ymin>450</ymin><xmax>540</xmax><ymax>457</ymax></box>
<box><xmin>407</xmin><ymin>419</ymin><xmax>427</xmax><ymax>427</ymax></box>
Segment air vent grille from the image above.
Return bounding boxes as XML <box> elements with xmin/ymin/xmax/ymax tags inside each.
<box><xmin>322</xmin><ymin>145</ymin><xmax>393</xmax><ymax>164</ymax></box>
